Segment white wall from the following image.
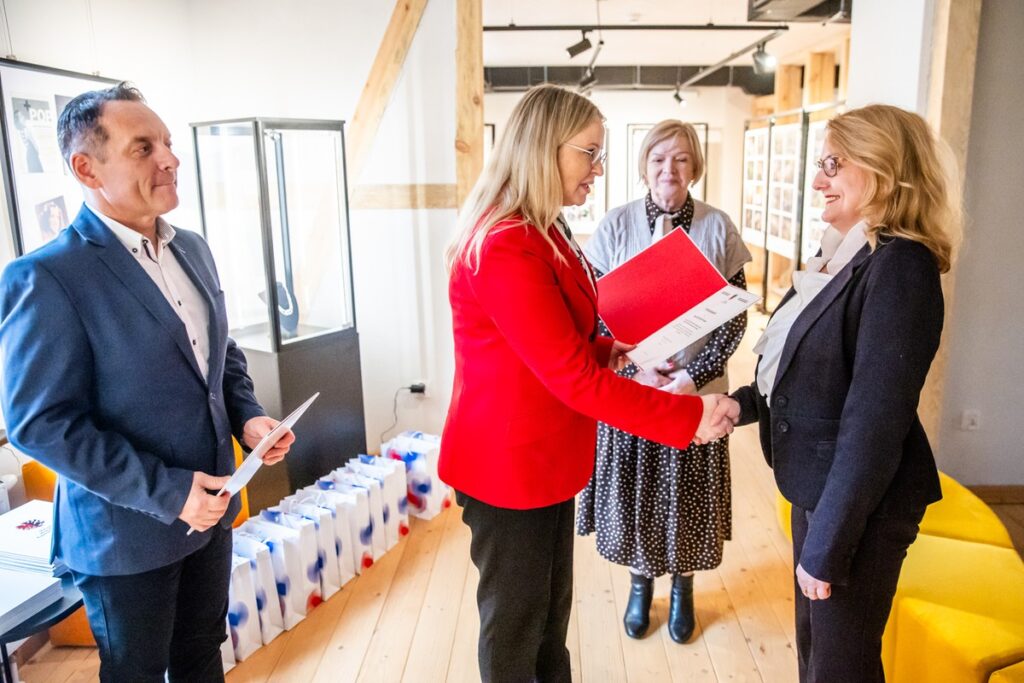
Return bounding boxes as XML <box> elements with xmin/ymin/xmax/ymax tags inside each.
<box><xmin>485</xmin><ymin>87</ymin><xmax>754</xmax><ymax>226</ymax></box>
<box><xmin>847</xmin><ymin>0</ymin><xmax>935</xmax><ymax>112</ymax></box>
<box><xmin>0</xmin><ymin>0</ymin><xmax>458</xmax><ymax>446</ymax></box>
<box><xmin>935</xmin><ymin>0</ymin><xmax>1024</xmax><ymax>485</ymax></box>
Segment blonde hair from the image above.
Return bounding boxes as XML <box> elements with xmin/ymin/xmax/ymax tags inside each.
<box><xmin>826</xmin><ymin>105</ymin><xmax>960</xmax><ymax>273</ymax></box>
<box><xmin>445</xmin><ymin>84</ymin><xmax>602</xmax><ymax>271</ymax></box>
<box><xmin>638</xmin><ymin>119</ymin><xmax>705</xmax><ymax>186</ymax></box>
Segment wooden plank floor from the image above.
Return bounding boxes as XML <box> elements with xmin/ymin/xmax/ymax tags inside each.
<box><xmin>15</xmin><ymin>318</ymin><xmax>807</xmax><ymax>682</ymax></box>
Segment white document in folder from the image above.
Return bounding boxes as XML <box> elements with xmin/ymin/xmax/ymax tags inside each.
<box><xmin>187</xmin><ymin>392</ymin><xmax>319</xmax><ymax>535</ymax></box>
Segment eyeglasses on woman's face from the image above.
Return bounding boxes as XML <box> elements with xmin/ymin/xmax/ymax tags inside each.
<box><xmin>563</xmin><ymin>142</ymin><xmax>607</xmax><ymax>168</ymax></box>
<box><xmin>816</xmin><ymin>155</ymin><xmax>842</xmax><ymax>178</ymax></box>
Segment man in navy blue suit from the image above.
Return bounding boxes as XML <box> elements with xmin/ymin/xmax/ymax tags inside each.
<box><xmin>0</xmin><ymin>83</ymin><xmax>295</xmax><ymax>682</ymax></box>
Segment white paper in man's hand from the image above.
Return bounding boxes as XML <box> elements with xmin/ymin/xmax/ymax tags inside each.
<box><xmin>219</xmin><ymin>392</ymin><xmax>319</xmax><ymax>497</ymax></box>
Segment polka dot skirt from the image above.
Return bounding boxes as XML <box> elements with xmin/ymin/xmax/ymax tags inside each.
<box><xmin>577</xmin><ymin>362</ymin><xmax>732</xmax><ymax>578</ymax></box>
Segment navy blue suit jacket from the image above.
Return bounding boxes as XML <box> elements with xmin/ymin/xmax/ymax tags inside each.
<box><xmin>0</xmin><ymin>205</ymin><xmax>265</xmax><ymax>576</ymax></box>
<box><xmin>732</xmin><ymin>237</ymin><xmax>944</xmax><ymax>585</ymax></box>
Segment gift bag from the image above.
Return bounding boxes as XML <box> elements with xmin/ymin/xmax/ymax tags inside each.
<box><xmin>327</xmin><ymin>470</ymin><xmax>386</xmax><ymax>560</ymax></box>
<box><xmin>232</xmin><ymin>532</ymin><xmax>285</xmax><ymax>645</ymax></box>
<box><xmin>280</xmin><ymin>498</ymin><xmax>342</xmax><ymax>599</ymax></box>
<box><xmin>258</xmin><ymin>509</ymin><xmax>323</xmax><ymax>608</ymax></box>
<box><xmin>228</xmin><ymin>554</ymin><xmax>262</xmax><ymax>661</ymax></box>
<box><xmin>304</xmin><ymin>482</ymin><xmax>374</xmax><ymax>572</ymax></box>
<box><xmin>347</xmin><ymin>455</ymin><xmax>410</xmax><ymax>547</ymax></box>
<box><xmin>383</xmin><ymin>430</ymin><xmax>451</xmax><ymax>520</ymax></box>
<box><xmin>287</xmin><ymin>491</ymin><xmax>357</xmax><ymax>585</ymax></box>
<box><xmin>239</xmin><ymin>519</ymin><xmax>313</xmax><ymax>629</ymax></box>
<box><xmin>221</xmin><ymin>618</ymin><xmax>236</xmax><ymax>673</ymax></box>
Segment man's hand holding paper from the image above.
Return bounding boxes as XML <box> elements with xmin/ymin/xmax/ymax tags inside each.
<box><xmin>243</xmin><ymin>415</ymin><xmax>296</xmax><ymax>465</ymax></box>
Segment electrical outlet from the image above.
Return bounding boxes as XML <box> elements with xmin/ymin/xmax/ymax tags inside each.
<box><xmin>959</xmin><ymin>409</ymin><xmax>981</xmax><ymax>431</ymax></box>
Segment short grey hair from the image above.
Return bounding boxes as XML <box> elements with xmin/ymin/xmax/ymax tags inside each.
<box><xmin>56</xmin><ymin>82</ymin><xmax>145</xmax><ymax>162</ymax></box>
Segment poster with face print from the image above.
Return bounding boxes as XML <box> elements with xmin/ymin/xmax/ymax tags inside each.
<box><xmin>0</xmin><ymin>59</ymin><xmax>119</xmax><ymax>260</ymax></box>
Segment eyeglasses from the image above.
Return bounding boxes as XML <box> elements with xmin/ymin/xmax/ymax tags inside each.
<box><xmin>816</xmin><ymin>155</ymin><xmax>842</xmax><ymax>178</ymax></box>
<box><xmin>563</xmin><ymin>142</ymin><xmax>607</xmax><ymax>168</ymax></box>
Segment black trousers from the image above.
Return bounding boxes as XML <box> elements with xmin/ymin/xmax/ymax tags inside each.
<box><xmin>72</xmin><ymin>524</ymin><xmax>232</xmax><ymax>683</ymax></box>
<box><xmin>791</xmin><ymin>504</ymin><xmax>922</xmax><ymax>683</ymax></box>
<box><xmin>456</xmin><ymin>491</ymin><xmax>575</xmax><ymax>683</ymax></box>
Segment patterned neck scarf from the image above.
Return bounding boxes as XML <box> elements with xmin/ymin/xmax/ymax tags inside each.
<box><xmin>645</xmin><ymin>192</ymin><xmax>695</xmax><ymax>235</ymax></box>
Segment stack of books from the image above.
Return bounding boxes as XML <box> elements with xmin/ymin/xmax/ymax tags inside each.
<box><xmin>0</xmin><ymin>568</ymin><xmax>61</xmax><ymax>635</ymax></box>
<box><xmin>0</xmin><ymin>499</ymin><xmax>66</xmax><ymax>576</ymax></box>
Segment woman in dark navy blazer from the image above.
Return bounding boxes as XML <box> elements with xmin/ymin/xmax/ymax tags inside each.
<box><xmin>714</xmin><ymin>105</ymin><xmax>958</xmax><ymax>682</ymax></box>
<box><xmin>441</xmin><ymin>85</ymin><xmax>728</xmax><ymax>683</ymax></box>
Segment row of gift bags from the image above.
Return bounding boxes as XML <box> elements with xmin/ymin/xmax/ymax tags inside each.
<box><xmin>223</xmin><ymin>432</ymin><xmax>451</xmax><ymax>663</ymax></box>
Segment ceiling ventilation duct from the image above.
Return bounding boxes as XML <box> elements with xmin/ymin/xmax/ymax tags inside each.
<box><xmin>748</xmin><ymin>0</ymin><xmax>851</xmax><ymax>23</ymax></box>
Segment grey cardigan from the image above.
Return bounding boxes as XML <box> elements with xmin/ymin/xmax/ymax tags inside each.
<box><xmin>584</xmin><ymin>197</ymin><xmax>752</xmax><ymax>394</ymax></box>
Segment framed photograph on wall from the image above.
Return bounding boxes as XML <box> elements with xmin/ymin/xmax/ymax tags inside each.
<box><xmin>625</xmin><ymin>122</ymin><xmax>708</xmax><ymax>205</ymax></box>
<box><xmin>764</xmin><ymin>122</ymin><xmax>802</xmax><ymax>257</ymax></box>
<box><xmin>740</xmin><ymin>126</ymin><xmax>769</xmax><ymax>247</ymax></box>
<box><xmin>0</xmin><ymin>59</ymin><xmax>119</xmax><ymax>260</ymax></box>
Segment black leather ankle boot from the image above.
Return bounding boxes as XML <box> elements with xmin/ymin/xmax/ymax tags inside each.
<box><xmin>623</xmin><ymin>573</ymin><xmax>654</xmax><ymax>639</ymax></box>
<box><xmin>668</xmin><ymin>573</ymin><xmax>695</xmax><ymax>643</ymax></box>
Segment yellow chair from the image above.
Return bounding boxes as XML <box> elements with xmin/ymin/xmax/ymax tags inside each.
<box><xmin>920</xmin><ymin>472</ymin><xmax>1015</xmax><ymax>549</ymax></box>
<box><xmin>21</xmin><ymin>460</ymin><xmax>94</xmax><ymax>647</ymax></box>
<box><xmin>991</xmin><ymin>660</ymin><xmax>1024</xmax><ymax>682</ymax></box>
<box><xmin>890</xmin><ymin>598</ymin><xmax>1024</xmax><ymax>683</ymax></box>
<box><xmin>881</xmin><ymin>534</ymin><xmax>1024</xmax><ymax>676</ymax></box>
<box><xmin>776</xmin><ymin>490</ymin><xmax>792</xmax><ymax>541</ymax></box>
<box><xmin>774</xmin><ymin>473</ymin><xmax>1014</xmax><ymax>549</ymax></box>
<box><xmin>231</xmin><ymin>438</ymin><xmax>251</xmax><ymax>528</ymax></box>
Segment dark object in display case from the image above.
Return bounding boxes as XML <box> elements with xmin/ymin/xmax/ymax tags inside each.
<box><xmin>191</xmin><ymin>117</ymin><xmax>366</xmax><ymax>512</ymax></box>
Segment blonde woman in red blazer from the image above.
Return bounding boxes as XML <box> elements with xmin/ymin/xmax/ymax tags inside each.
<box><xmin>440</xmin><ymin>84</ymin><xmax>728</xmax><ymax>683</ymax></box>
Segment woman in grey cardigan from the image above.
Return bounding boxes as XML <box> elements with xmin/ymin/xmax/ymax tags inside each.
<box><xmin>577</xmin><ymin>120</ymin><xmax>751</xmax><ymax>643</ymax></box>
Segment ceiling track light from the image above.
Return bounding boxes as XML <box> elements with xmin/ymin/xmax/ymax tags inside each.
<box><xmin>579</xmin><ymin>69</ymin><xmax>598</xmax><ymax>92</ymax></box>
<box><xmin>566</xmin><ymin>30</ymin><xmax>593</xmax><ymax>58</ymax></box>
<box><xmin>752</xmin><ymin>42</ymin><xmax>777</xmax><ymax>75</ymax></box>
<box><xmin>673</xmin><ymin>88</ymin><xmax>686</xmax><ymax>108</ymax></box>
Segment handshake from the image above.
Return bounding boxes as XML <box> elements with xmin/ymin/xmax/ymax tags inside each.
<box><xmin>609</xmin><ymin>343</ymin><xmax>741</xmax><ymax>445</ymax></box>
<box><xmin>694</xmin><ymin>394</ymin><xmax>741</xmax><ymax>446</ymax></box>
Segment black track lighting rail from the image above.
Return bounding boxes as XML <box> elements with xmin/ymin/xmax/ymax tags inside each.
<box><xmin>484</xmin><ymin>24</ymin><xmax>790</xmax><ymax>32</ymax></box>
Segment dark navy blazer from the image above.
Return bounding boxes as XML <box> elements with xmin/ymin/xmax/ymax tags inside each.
<box><xmin>0</xmin><ymin>205</ymin><xmax>265</xmax><ymax>576</ymax></box>
<box><xmin>732</xmin><ymin>237</ymin><xmax>944</xmax><ymax>585</ymax></box>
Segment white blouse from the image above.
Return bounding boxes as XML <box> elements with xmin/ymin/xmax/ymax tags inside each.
<box><xmin>753</xmin><ymin>221</ymin><xmax>869</xmax><ymax>400</ymax></box>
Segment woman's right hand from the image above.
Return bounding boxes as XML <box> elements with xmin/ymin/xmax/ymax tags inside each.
<box><xmin>693</xmin><ymin>394</ymin><xmax>736</xmax><ymax>445</ymax></box>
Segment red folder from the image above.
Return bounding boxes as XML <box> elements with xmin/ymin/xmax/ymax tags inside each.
<box><xmin>596</xmin><ymin>229</ymin><xmax>727</xmax><ymax>344</ymax></box>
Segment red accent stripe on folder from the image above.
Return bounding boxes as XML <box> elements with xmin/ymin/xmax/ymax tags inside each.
<box><xmin>596</xmin><ymin>229</ymin><xmax>727</xmax><ymax>344</ymax></box>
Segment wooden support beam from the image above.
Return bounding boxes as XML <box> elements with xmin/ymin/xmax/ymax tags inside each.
<box><xmin>805</xmin><ymin>51</ymin><xmax>837</xmax><ymax>107</ymax></box>
<box><xmin>351</xmin><ymin>184</ymin><xmax>458</xmax><ymax>210</ymax></box>
<box><xmin>774</xmin><ymin>64</ymin><xmax>803</xmax><ymax>114</ymax></box>
<box><xmin>751</xmin><ymin>94</ymin><xmax>774</xmax><ymax>119</ymax></box>
<box><xmin>346</xmin><ymin>0</ymin><xmax>429</xmax><ymax>183</ymax></box>
<box><xmin>917</xmin><ymin>0</ymin><xmax>983</xmax><ymax>445</ymax></box>
<box><xmin>455</xmin><ymin>0</ymin><xmax>484</xmax><ymax>209</ymax></box>
<box><xmin>837</xmin><ymin>36</ymin><xmax>851</xmax><ymax>102</ymax></box>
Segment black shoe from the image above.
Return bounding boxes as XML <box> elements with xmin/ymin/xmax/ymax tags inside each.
<box><xmin>668</xmin><ymin>573</ymin><xmax>695</xmax><ymax>643</ymax></box>
<box><xmin>623</xmin><ymin>573</ymin><xmax>654</xmax><ymax>639</ymax></box>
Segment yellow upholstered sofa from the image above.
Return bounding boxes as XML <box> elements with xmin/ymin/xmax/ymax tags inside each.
<box><xmin>776</xmin><ymin>472</ymin><xmax>1024</xmax><ymax>683</ymax></box>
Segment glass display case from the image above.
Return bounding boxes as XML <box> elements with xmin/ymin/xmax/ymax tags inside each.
<box><xmin>192</xmin><ymin>117</ymin><xmax>366</xmax><ymax>511</ymax></box>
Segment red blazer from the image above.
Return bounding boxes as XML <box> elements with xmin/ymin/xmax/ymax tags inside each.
<box><xmin>439</xmin><ymin>217</ymin><xmax>703</xmax><ymax>509</ymax></box>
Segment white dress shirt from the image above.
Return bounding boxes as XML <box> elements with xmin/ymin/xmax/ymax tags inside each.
<box><xmin>93</xmin><ymin>209</ymin><xmax>211</xmax><ymax>380</ymax></box>
<box><xmin>753</xmin><ymin>221</ymin><xmax>869</xmax><ymax>400</ymax></box>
